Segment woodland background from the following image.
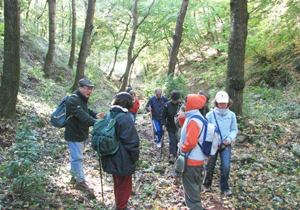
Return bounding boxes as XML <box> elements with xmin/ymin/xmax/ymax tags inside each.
<box><xmin>0</xmin><ymin>0</ymin><xmax>299</xmax><ymax>209</ymax></box>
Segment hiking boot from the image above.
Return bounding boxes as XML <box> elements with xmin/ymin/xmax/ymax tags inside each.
<box><xmin>75</xmin><ymin>180</ymin><xmax>92</xmax><ymax>192</ymax></box>
<box><xmin>70</xmin><ymin>176</ymin><xmax>76</xmax><ymax>187</ymax></box>
<box><xmin>157</xmin><ymin>142</ymin><xmax>161</xmax><ymax>148</ymax></box>
<box><xmin>169</xmin><ymin>154</ymin><xmax>175</xmax><ymax>164</ymax></box>
<box><xmin>222</xmin><ymin>190</ymin><xmax>232</xmax><ymax>196</ymax></box>
<box><xmin>203</xmin><ymin>186</ymin><xmax>211</xmax><ymax>192</ymax></box>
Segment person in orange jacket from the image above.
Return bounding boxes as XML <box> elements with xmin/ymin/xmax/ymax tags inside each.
<box><xmin>128</xmin><ymin>90</ymin><xmax>140</xmax><ymax>122</ymax></box>
<box><xmin>178</xmin><ymin>94</ymin><xmax>207</xmax><ymax>210</ymax></box>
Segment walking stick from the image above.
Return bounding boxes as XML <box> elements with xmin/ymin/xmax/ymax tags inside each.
<box><xmin>149</xmin><ymin>112</ymin><xmax>156</xmax><ymax>142</ymax></box>
<box><xmin>160</xmin><ymin>132</ymin><xmax>165</xmax><ymax>159</ymax></box>
<box><xmin>98</xmin><ymin>158</ymin><xmax>104</xmax><ymax>201</ymax></box>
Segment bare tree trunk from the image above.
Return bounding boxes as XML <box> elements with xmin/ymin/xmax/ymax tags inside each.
<box><xmin>68</xmin><ymin>0</ymin><xmax>76</xmax><ymax>69</ymax></box>
<box><xmin>226</xmin><ymin>0</ymin><xmax>248</xmax><ymax>117</ymax></box>
<box><xmin>43</xmin><ymin>0</ymin><xmax>56</xmax><ymax>78</ymax></box>
<box><xmin>0</xmin><ymin>0</ymin><xmax>20</xmax><ymax>117</ymax></box>
<box><xmin>71</xmin><ymin>0</ymin><xmax>95</xmax><ymax>91</ymax></box>
<box><xmin>168</xmin><ymin>0</ymin><xmax>189</xmax><ymax>76</ymax></box>
<box><xmin>119</xmin><ymin>0</ymin><xmax>155</xmax><ymax>92</ymax></box>
<box><xmin>107</xmin><ymin>18</ymin><xmax>131</xmax><ymax>80</ymax></box>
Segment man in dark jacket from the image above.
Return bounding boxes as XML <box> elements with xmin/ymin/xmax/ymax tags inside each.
<box><xmin>161</xmin><ymin>91</ymin><xmax>182</xmax><ymax>164</ymax></box>
<box><xmin>146</xmin><ymin>88</ymin><xmax>168</xmax><ymax>148</ymax></box>
<box><xmin>65</xmin><ymin>78</ymin><xmax>104</xmax><ymax>197</ymax></box>
<box><xmin>101</xmin><ymin>92</ymin><xmax>140</xmax><ymax>210</ymax></box>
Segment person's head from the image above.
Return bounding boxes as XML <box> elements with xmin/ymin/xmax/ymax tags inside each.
<box><xmin>185</xmin><ymin>94</ymin><xmax>207</xmax><ymax>111</ymax></box>
<box><xmin>155</xmin><ymin>88</ymin><xmax>162</xmax><ymax>99</ymax></box>
<box><xmin>212</xmin><ymin>91</ymin><xmax>233</xmax><ymax>109</ymax></box>
<box><xmin>112</xmin><ymin>92</ymin><xmax>134</xmax><ymax>110</ymax></box>
<box><xmin>129</xmin><ymin>89</ymin><xmax>136</xmax><ymax>97</ymax></box>
<box><xmin>170</xmin><ymin>91</ymin><xmax>180</xmax><ymax>104</ymax></box>
<box><xmin>78</xmin><ymin>78</ymin><xmax>95</xmax><ymax>98</ymax></box>
<box><xmin>126</xmin><ymin>86</ymin><xmax>132</xmax><ymax>93</ymax></box>
<box><xmin>198</xmin><ymin>90</ymin><xmax>210</xmax><ymax>102</ymax></box>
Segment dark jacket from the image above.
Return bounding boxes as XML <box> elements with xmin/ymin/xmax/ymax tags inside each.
<box><xmin>101</xmin><ymin>106</ymin><xmax>140</xmax><ymax>176</ymax></box>
<box><xmin>146</xmin><ymin>95</ymin><xmax>168</xmax><ymax>121</ymax></box>
<box><xmin>64</xmin><ymin>89</ymin><xmax>98</xmax><ymax>142</ymax></box>
<box><xmin>161</xmin><ymin>100</ymin><xmax>182</xmax><ymax>133</ymax></box>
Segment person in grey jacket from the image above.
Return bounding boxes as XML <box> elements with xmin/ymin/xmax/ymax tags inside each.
<box><xmin>65</xmin><ymin>78</ymin><xmax>104</xmax><ymax>197</ymax></box>
<box><xmin>203</xmin><ymin>91</ymin><xmax>238</xmax><ymax>196</ymax></box>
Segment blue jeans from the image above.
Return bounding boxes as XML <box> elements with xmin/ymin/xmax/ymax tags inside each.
<box><xmin>67</xmin><ymin>140</ymin><xmax>88</xmax><ymax>182</ymax></box>
<box><xmin>129</xmin><ymin>113</ymin><xmax>136</xmax><ymax>122</ymax></box>
<box><xmin>153</xmin><ymin>119</ymin><xmax>164</xmax><ymax>143</ymax></box>
<box><xmin>203</xmin><ymin>146</ymin><xmax>232</xmax><ymax>191</ymax></box>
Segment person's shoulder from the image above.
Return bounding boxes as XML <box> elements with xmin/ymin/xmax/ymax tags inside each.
<box><xmin>228</xmin><ymin>109</ymin><xmax>237</xmax><ymax>117</ymax></box>
<box><xmin>66</xmin><ymin>93</ymin><xmax>79</xmax><ymax>104</ymax></box>
<box><xmin>162</xmin><ymin>96</ymin><xmax>168</xmax><ymax>101</ymax></box>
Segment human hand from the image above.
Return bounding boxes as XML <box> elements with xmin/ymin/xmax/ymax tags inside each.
<box><xmin>148</xmin><ymin>107</ymin><xmax>152</xmax><ymax>111</ymax></box>
<box><xmin>223</xmin><ymin>140</ymin><xmax>231</xmax><ymax>145</ymax></box>
<box><xmin>96</xmin><ymin>112</ymin><xmax>105</xmax><ymax>119</ymax></box>
<box><xmin>178</xmin><ymin>110</ymin><xmax>185</xmax><ymax>118</ymax></box>
<box><xmin>162</xmin><ymin>125</ymin><xmax>167</xmax><ymax>131</ymax></box>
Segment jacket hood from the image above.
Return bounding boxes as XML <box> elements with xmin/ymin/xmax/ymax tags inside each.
<box><xmin>186</xmin><ymin>94</ymin><xmax>207</xmax><ymax>111</ymax></box>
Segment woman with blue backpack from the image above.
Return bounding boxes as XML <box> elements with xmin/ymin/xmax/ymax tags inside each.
<box><xmin>203</xmin><ymin>91</ymin><xmax>238</xmax><ymax>196</ymax></box>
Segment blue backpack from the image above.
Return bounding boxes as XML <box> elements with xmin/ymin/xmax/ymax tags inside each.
<box><xmin>189</xmin><ymin>115</ymin><xmax>220</xmax><ymax>156</ymax></box>
<box><xmin>91</xmin><ymin>112</ymin><xmax>125</xmax><ymax>157</ymax></box>
<box><xmin>50</xmin><ymin>94</ymin><xmax>77</xmax><ymax>128</ymax></box>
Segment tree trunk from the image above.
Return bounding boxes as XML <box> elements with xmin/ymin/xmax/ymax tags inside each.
<box><xmin>71</xmin><ymin>0</ymin><xmax>95</xmax><ymax>91</ymax></box>
<box><xmin>68</xmin><ymin>0</ymin><xmax>76</xmax><ymax>69</ymax></box>
<box><xmin>226</xmin><ymin>0</ymin><xmax>248</xmax><ymax>117</ymax></box>
<box><xmin>43</xmin><ymin>0</ymin><xmax>56</xmax><ymax>78</ymax></box>
<box><xmin>0</xmin><ymin>0</ymin><xmax>20</xmax><ymax>117</ymax></box>
<box><xmin>119</xmin><ymin>0</ymin><xmax>155</xmax><ymax>92</ymax></box>
<box><xmin>119</xmin><ymin>0</ymin><xmax>138</xmax><ymax>92</ymax></box>
<box><xmin>168</xmin><ymin>0</ymin><xmax>189</xmax><ymax>76</ymax></box>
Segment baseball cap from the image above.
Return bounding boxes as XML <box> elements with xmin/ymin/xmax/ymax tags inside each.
<box><xmin>215</xmin><ymin>91</ymin><xmax>229</xmax><ymax>103</ymax></box>
<box><xmin>78</xmin><ymin>78</ymin><xmax>94</xmax><ymax>87</ymax></box>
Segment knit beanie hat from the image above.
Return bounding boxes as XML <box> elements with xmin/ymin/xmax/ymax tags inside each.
<box><xmin>170</xmin><ymin>91</ymin><xmax>180</xmax><ymax>101</ymax></box>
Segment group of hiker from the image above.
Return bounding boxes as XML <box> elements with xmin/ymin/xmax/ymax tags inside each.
<box><xmin>61</xmin><ymin>78</ymin><xmax>238</xmax><ymax>210</ymax></box>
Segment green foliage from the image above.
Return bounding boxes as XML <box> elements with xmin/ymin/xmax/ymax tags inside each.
<box><xmin>3</xmin><ymin>125</ymin><xmax>47</xmax><ymax>197</ymax></box>
<box><xmin>164</xmin><ymin>75</ymin><xmax>187</xmax><ymax>99</ymax></box>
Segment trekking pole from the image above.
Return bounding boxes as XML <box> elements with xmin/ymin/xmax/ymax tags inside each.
<box><xmin>160</xmin><ymin>132</ymin><xmax>165</xmax><ymax>159</ymax></box>
<box><xmin>149</xmin><ymin>112</ymin><xmax>156</xmax><ymax>143</ymax></box>
<box><xmin>98</xmin><ymin>158</ymin><xmax>104</xmax><ymax>201</ymax></box>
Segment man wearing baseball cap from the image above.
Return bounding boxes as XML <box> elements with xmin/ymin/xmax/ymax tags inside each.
<box><xmin>65</xmin><ymin>78</ymin><xmax>104</xmax><ymax>198</ymax></box>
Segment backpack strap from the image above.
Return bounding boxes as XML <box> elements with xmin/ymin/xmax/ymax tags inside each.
<box><xmin>188</xmin><ymin>115</ymin><xmax>206</xmax><ymax>149</ymax></box>
<box><xmin>213</xmin><ymin>111</ymin><xmax>223</xmax><ymax>140</ymax></box>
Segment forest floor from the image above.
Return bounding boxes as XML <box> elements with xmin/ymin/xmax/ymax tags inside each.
<box><xmin>1</xmin><ymin>91</ymin><xmax>299</xmax><ymax>210</ymax></box>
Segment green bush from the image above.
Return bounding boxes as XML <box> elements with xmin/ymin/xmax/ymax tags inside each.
<box><xmin>3</xmin><ymin>125</ymin><xmax>47</xmax><ymax>198</ymax></box>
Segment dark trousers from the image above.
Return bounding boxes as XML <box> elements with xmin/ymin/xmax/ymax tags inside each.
<box><xmin>182</xmin><ymin>165</ymin><xmax>204</xmax><ymax>210</ymax></box>
<box><xmin>168</xmin><ymin>131</ymin><xmax>178</xmax><ymax>156</ymax></box>
<box><xmin>113</xmin><ymin>174</ymin><xmax>132</xmax><ymax>210</ymax></box>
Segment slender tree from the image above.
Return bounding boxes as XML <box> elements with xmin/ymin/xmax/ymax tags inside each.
<box><xmin>107</xmin><ymin>18</ymin><xmax>131</xmax><ymax>80</ymax></box>
<box><xmin>0</xmin><ymin>0</ymin><xmax>20</xmax><ymax>117</ymax></box>
<box><xmin>226</xmin><ymin>0</ymin><xmax>249</xmax><ymax>116</ymax></box>
<box><xmin>71</xmin><ymin>0</ymin><xmax>96</xmax><ymax>91</ymax></box>
<box><xmin>168</xmin><ymin>0</ymin><xmax>189</xmax><ymax>76</ymax></box>
<box><xmin>119</xmin><ymin>0</ymin><xmax>155</xmax><ymax>92</ymax></box>
<box><xmin>68</xmin><ymin>0</ymin><xmax>76</xmax><ymax>69</ymax></box>
<box><xmin>43</xmin><ymin>0</ymin><xmax>56</xmax><ymax>78</ymax></box>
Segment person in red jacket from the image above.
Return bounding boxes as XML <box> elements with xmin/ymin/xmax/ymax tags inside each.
<box><xmin>129</xmin><ymin>90</ymin><xmax>140</xmax><ymax>122</ymax></box>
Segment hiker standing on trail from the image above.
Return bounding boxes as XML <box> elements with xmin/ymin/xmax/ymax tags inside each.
<box><xmin>178</xmin><ymin>94</ymin><xmax>207</xmax><ymax>210</ymax></box>
<box><xmin>203</xmin><ymin>91</ymin><xmax>238</xmax><ymax>196</ymax></box>
<box><xmin>146</xmin><ymin>88</ymin><xmax>168</xmax><ymax>148</ymax></box>
<box><xmin>175</xmin><ymin>90</ymin><xmax>210</xmax><ymax>141</ymax></box>
<box><xmin>101</xmin><ymin>92</ymin><xmax>140</xmax><ymax>210</ymax></box>
<box><xmin>65</xmin><ymin>78</ymin><xmax>104</xmax><ymax>198</ymax></box>
<box><xmin>128</xmin><ymin>89</ymin><xmax>140</xmax><ymax>123</ymax></box>
<box><xmin>161</xmin><ymin>91</ymin><xmax>182</xmax><ymax>164</ymax></box>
